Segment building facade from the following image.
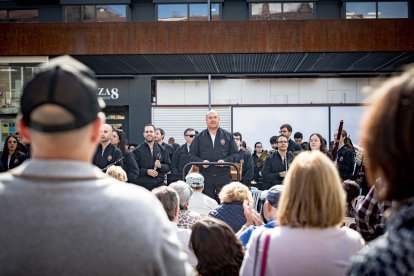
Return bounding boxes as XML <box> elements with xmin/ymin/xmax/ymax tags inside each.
<box><xmin>1</xmin><ymin>0</ymin><xmax>413</xmax><ymax>146</ymax></box>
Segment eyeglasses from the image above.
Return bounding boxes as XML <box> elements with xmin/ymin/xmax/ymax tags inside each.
<box><xmin>256</xmin><ymin>145</ymin><xmax>263</xmax><ymax>148</ymax></box>
<box><xmin>277</xmin><ymin>141</ymin><xmax>288</xmax><ymax>144</ymax></box>
<box><xmin>8</xmin><ymin>140</ymin><xmax>17</xmax><ymax>144</ymax></box>
<box><xmin>185</xmin><ymin>135</ymin><xmax>195</xmax><ymax>138</ymax></box>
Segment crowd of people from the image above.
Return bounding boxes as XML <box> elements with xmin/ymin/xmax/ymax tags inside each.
<box><xmin>0</xmin><ymin>56</ymin><xmax>413</xmax><ymax>275</ymax></box>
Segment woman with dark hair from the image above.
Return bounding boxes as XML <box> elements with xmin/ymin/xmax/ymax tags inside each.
<box><xmin>308</xmin><ymin>133</ymin><xmax>333</xmax><ymax>159</ymax></box>
<box><xmin>111</xmin><ymin>129</ymin><xmax>140</xmax><ymax>184</ymax></box>
<box><xmin>0</xmin><ymin>135</ymin><xmax>26</xmax><ymax>171</ymax></box>
<box><xmin>190</xmin><ymin>217</ymin><xmax>244</xmax><ymax>276</ymax></box>
<box><xmin>252</xmin><ymin>142</ymin><xmax>266</xmax><ymax>183</ymax></box>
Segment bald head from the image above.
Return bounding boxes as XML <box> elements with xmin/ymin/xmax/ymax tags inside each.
<box><xmin>100</xmin><ymin>124</ymin><xmax>113</xmax><ymax>144</ymax></box>
<box><xmin>206</xmin><ymin>109</ymin><xmax>220</xmax><ymax>131</ymax></box>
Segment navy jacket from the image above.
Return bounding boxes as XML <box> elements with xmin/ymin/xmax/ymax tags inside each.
<box><xmin>209</xmin><ymin>201</ymin><xmax>246</xmax><ymax>232</ymax></box>
<box><xmin>132</xmin><ymin>142</ymin><xmax>171</xmax><ymax>190</ymax></box>
<box><xmin>171</xmin><ymin>143</ymin><xmax>191</xmax><ymax>175</ymax></box>
<box><xmin>234</xmin><ymin>149</ymin><xmax>254</xmax><ymax>185</ymax></box>
<box><xmin>93</xmin><ymin>143</ymin><xmax>123</xmax><ymax>170</ymax></box>
<box><xmin>121</xmin><ymin>151</ymin><xmax>140</xmax><ymax>185</ymax></box>
<box><xmin>189</xmin><ymin>128</ymin><xmax>238</xmax><ymax>181</ymax></box>
<box><xmin>336</xmin><ymin>145</ymin><xmax>355</xmax><ymax>181</ymax></box>
<box><xmin>0</xmin><ymin>151</ymin><xmax>26</xmax><ymax>171</ymax></box>
<box><xmin>262</xmin><ymin>150</ymin><xmax>294</xmax><ymax>185</ymax></box>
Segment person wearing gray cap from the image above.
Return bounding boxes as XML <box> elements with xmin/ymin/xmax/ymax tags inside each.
<box><xmin>0</xmin><ymin>56</ymin><xmax>191</xmax><ymax>276</ymax></box>
<box><xmin>237</xmin><ymin>185</ymin><xmax>283</xmax><ymax>247</ymax></box>
<box><xmin>186</xmin><ymin>172</ymin><xmax>218</xmax><ymax>216</ymax></box>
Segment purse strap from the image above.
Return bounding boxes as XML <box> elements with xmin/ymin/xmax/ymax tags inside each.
<box><xmin>260</xmin><ymin>233</ymin><xmax>271</xmax><ymax>276</ymax></box>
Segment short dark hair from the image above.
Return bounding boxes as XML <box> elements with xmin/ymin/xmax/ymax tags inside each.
<box><xmin>184</xmin><ymin>128</ymin><xmax>195</xmax><ymax>136</ymax></box>
<box><xmin>294</xmin><ymin>132</ymin><xmax>303</xmax><ymax>139</ymax></box>
<box><xmin>232</xmin><ymin>132</ymin><xmax>242</xmax><ymax>141</ymax></box>
<box><xmin>152</xmin><ymin>186</ymin><xmax>179</xmax><ymax>221</ymax></box>
<box><xmin>190</xmin><ymin>217</ymin><xmax>244</xmax><ymax>276</ymax></box>
<box><xmin>280</xmin><ymin>124</ymin><xmax>292</xmax><ymax>132</ymax></box>
<box><xmin>144</xmin><ymin>123</ymin><xmax>155</xmax><ymax>131</ymax></box>
<box><xmin>156</xmin><ymin>128</ymin><xmax>165</xmax><ymax>138</ymax></box>
<box><xmin>254</xmin><ymin>142</ymin><xmax>262</xmax><ymax>148</ymax></box>
<box><xmin>269</xmin><ymin>135</ymin><xmax>278</xmax><ymax>144</ymax></box>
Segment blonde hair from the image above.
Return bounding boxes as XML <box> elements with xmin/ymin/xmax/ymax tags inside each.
<box><xmin>218</xmin><ymin>182</ymin><xmax>253</xmax><ymax>204</ymax></box>
<box><xmin>277</xmin><ymin>151</ymin><xmax>345</xmax><ymax>228</ymax></box>
<box><xmin>106</xmin><ymin>165</ymin><xmax>128</xmax><ymax>182</ymax></box>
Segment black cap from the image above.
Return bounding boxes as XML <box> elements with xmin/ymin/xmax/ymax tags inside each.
<box><xmin>20</xmin><ymin>55</ymin><xmax>105</xmax><ymax>133</ymax></box>
<box><xmin>266</xmin><ymin>185</ymin><xmax>284</xmax><ymax>208</ymax></box>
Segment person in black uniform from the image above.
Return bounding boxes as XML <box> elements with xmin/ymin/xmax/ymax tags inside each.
<box><xmin>262</xmin><ymin>135</ymin><xmax>294</xmax><ymax>189</ymax></box>
<box><xmin>0</xmin><ymin>134</ymin><xmax>27</xmax><ymax>171</ymax></box>
<box><xmin>155</xmin><ymin>128</ymin><xmax>175</xmax><ymax>162</ymax></box>
<box><xmin>171</xmin><ymin>128</ymin><xmax>196</xmax><ymax>180</ymax></box>
<box><xmin>232</xmin><ymin>132</ymin><xmax>253</xmax><ymax>186</ymax></box>
<box><xmin>189</xmin><ymin>110</ymin><xmax>238</xmax><ymax>200</ymax></box>
<box><xmin>93</xmin><ymin>124</ymin><xmax>123</xmax><ymax>171</ymax></box>
<box><xmin>333</xmin><ymin>129</ymin><xmax>355</xmax><ymax>181</ymax></box>
<box><xmin>111</xmin><ymin>129</ymin><xmax>140</xmax><ymax>185</ymax></box>
<box><xmin>279</xmin><ymin>124</ymin><xmax>302</xmax><ymax>154</ymax></box>
<box><xmin>132</xmin><ymin>124</ymin><xmax>171</xmax><ymax>190</ymax></box>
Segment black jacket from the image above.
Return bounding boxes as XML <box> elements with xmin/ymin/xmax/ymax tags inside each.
<box><xmin>336</xmin><ymin>145</ymin><xmax>355</xmax><ymax>181</ymax></box>
<box><xmin>171</xmin><ymin>143</ymin><xmax>191</xmax><ymax>175</ymax></box>
<box><xmin>121</xmin><ymin>151</ymin><xmax>140</xmax><ymax>185</ymax></box>
<box><xmin>189</xmin><ymin>128</ymin><xmax>238</xmax><ymax>181</ymax></box>
<box><xmin>93</xmin><ymin>143</ymin><xmax>123</xmax><ymax>170</ymax></box>
<box><xmin>161</xmin><ymin>142</ymin><xmax>175</xmax><ymax>163</ymax></box>
<box><xmin>234</xmin><ymin>149</ymin><xmax>254</xmax><ymax>185</ymax></box>
<box><xmin>132</xmin><ymin>142</ymin><xmax>171</xmax><ymax>190</ymax></box>
<box><xmin>0</xmin><ymin>151</ymin><xmax>26</xmax><ymax>171</ymax></box>
<box><xmin>262</xmin><ymin>150</ymin><xmax>294</xmax><ymax>186</ymax></box>
<box><xmin>288</xmin><ymin>139</ymin><xmax>302</xmax><ymax>155</ymax></box>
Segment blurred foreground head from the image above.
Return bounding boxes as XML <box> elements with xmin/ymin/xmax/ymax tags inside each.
<box><xmin>362</xmin><ymin>67</ymin><xmax>414</xmax><ymax>201</ymax></box>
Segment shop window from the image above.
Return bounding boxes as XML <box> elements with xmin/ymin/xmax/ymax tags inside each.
<box><xmin>0</xmin><ymin>65</ymin><xmax>37</xmax><ymax>115</ymax></box>
<box><xmin>250</xmin><ymin>2</ymin><xmax>314</xmax><ymax>20</ymax></box>
<box><xmin>345</xmin><ymin>1</ymin><xmax>408</xmax><ymax>19</ymax></box>
<box><xmin>65</xmin><ymin>5</ymin><xmax>127</xmax><ymax>22</ymax></box>
<box><xmin>157</xmin><ymin>3</ymin><xmax>221</xmax><ymax>21</ymax></box>
<box><xmin>0</xmin><ymin>9</ymin><xmax>38</xmax><ymax>23</ymax></box>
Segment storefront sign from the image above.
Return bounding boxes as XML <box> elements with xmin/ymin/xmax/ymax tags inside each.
<box><xmin>98</xmin><ymin>87</ymin><xmax>119</xmax><ymax>100</ymax></box>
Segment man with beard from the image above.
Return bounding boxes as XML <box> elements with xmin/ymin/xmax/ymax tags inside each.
<box><xmin>93</xmin><ymin>124</ymin><xmax>123</xmax><ymax>171</ymax></box>
<box><xmin>132</xmin><ymin>124</ymin><xmax>171</xmax><ymax>190</ymax></box>
<box><xmin>189</xmin><ymin>110</ymin><xmax>238</xmax><ymax>200</ymax></box>
<box><xmin>155</xmin><ymin>128</ymin><xmax>175</xmax><ymax>162</ymax></box>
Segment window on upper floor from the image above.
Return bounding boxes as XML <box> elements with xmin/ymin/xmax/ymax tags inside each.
<box><xmin>345</xmin><ymin>1</ymin><xmax>408</xmax><ymax>19</ymax></box>
<box><xmin>157</xmin><ymin>3</ymin><xmax>221</xmax><ymax>21</ymax></box>
<box><xmin>65</xmin><ymin>5</ymin><xmax>127</xmax><ymax>22</ymax></box>
<box><xmin>250</xmin><ymin>2</ymin><xmax>315</xmax><ymax>20</ymax></box>
<box><xmin>0</xmin><ymin>9</ymin><xmax>38</xmax><ymax>23</ymax></box>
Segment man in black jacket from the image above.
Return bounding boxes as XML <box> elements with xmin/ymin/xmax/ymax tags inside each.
<box><xmin>133</xmin><ymin>124</ymin><xmax>171</xmax><ymax>190</ymax></box>
<box><xmin>262</xmin><ymin>135</ymin><xmax>294</xmax><ymax>189</ymax></box>
<box><xmin>155</xmin><ymin>128</ymin><xmax>174</xmax><ymax>162</ymax></box>
<box><xmin>189</xmin><ymin>110</ymin><xmax>238</xmax><ymax>200</ymax></box>
<box><xmin>171</xmin><ymin>128</ymin><xmax>196</xmax><ymax>177</ymax></box>
<box><xmin>93</xmin><ymin>124</ymin><xmax>123</xmax><ymax>171</ymax></box>
<box><xmin>232</xmin><ymin>132</ymin><xmax>253</xmax><ymax>186</ymax></box>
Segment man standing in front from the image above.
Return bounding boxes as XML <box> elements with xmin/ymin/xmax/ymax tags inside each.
<box><xmin>0</xmin><ymin>56</ymin><xmax>190</xmax><ymax>275</ymax></box>
<box><xmin>133</xmin><ymin>124</ymin><xmax>171</xmax><ymax>190</ymax></box>
<box><xmin>262</xmin><ymin>135</ymin><xmax>294</xmax><ymax>188</ymax></box>
<box><xmin>189</xmin><ymin>110</ymin><xmax>238</xmax><ymax>200</ymax></box>
<box><xmin>93</xmin><ymin>123</ymin><xmax>123</xmax><ymax>170</ymax></box>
